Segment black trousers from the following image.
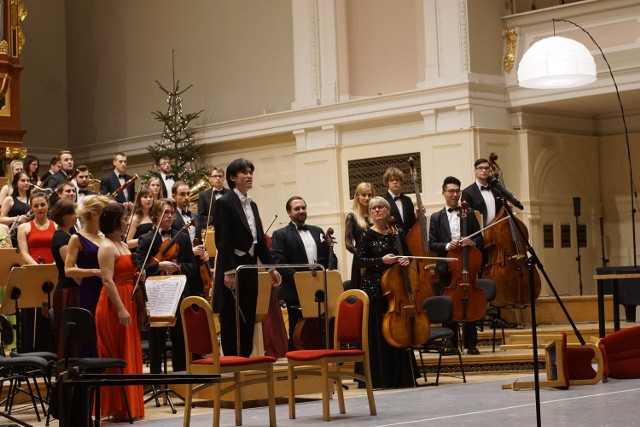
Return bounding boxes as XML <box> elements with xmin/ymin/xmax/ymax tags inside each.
<box><xmin>219</xmin><ymin>264</ymin><xmax>258</xmax><ymax>357</ymax></box>
<box><xmin>148</xmin><ymin>313</ymin><xmax>186</xmax><ymax>373</ymax></box>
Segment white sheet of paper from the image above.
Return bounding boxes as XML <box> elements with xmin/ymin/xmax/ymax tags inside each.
<box><xmin>144</xmin><ymin>275</ymin><xmax>187</xmax><ymax>317</ymax></box>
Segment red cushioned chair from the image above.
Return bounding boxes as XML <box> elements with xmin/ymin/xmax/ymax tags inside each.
<box><xmin>599</xmin><ymin>325</ymin><xmax>640</xmax><ymax>379</ymax></box>
<box><xmin>180</xmin><ymin>296</ymin><xmax>276</xmax><ymax>427</ymax></box>
<box><xmin>286</xmin><ymin>289</ymin><xmax>376</xmax><ymax>422</ymax></box>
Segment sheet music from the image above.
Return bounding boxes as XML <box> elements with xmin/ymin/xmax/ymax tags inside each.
<box><xmin>144</xmin><ymin>275</ymin><xmax>187</xmax><ymax>317</ymax></box>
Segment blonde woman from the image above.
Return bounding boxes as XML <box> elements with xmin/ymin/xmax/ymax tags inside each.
<box><xmin>64</xmin><ymin>194</ymin><xmax>110</xmax><ymax>357</ymax></box>
<box><xmin>147</xmin><ymin>177</ymin><xmax>162</xmax><ymax>201</ymax></box>
<box><xmin>344</xmin><ymin>182</ymin><xmax>374</xmax><ymax>290</ymax></box>
<box><xmin>0</xmin><ymin>160</ymin><xmax>25</xmax><ymax>203</ymax></box>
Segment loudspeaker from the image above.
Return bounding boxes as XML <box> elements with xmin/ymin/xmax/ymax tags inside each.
<box><xmin>573</xmin><ymin>197</ymin><xmax>581</xmax><ymax>217</ymax></box>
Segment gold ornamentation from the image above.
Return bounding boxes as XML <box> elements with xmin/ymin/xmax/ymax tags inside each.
<box><xmin>0</xmin><ymin>40</ymin><xmax>8</xmax><ymax>55</ymax></box>
<box><xmin>0</xmin><ymin>74</ymin><xmax>9</xmax><ymax>98</ymax></box>
<box><xmin>503</xmin><ymin>27</ymin><xmax>517</xmax><ymax>73</ymax></box>
<box><xmin>4</xmin><ymin>147</ymin><xmax>27</xmax><ymax>159</ymax></box>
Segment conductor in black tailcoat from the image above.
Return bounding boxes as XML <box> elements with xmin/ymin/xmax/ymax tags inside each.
<box><xmin>99</xmin><ymin>152</ymin><xmax>135</xmax><ymax>208</ymax></box>
<box><xmin>429</xmin><ymin>176</ymin><xmax>483</xmax><ymax>355</ymax></box>
<box><xmin>137</xmin><ymin>198</ymin><xmax>207</xmax><ymax>373</ymax></box>
<box><xmin>212</xmin><ymin>158</ymin><xmax>281</xmax><ymax>357</ymax></box>
<box><xmin>270</xmin><ymin>196</ymin><xmax>338</xmax><ymax>350</ymax></box>
<box><xmin>198</xmin><ymin>167</ymin><xmax>230</xmax><ymax>227</ymax></box>
<box><xmin>380</xmin><ymin>166</ymin><xmax>416</xmax><ymax>237</ymax></box>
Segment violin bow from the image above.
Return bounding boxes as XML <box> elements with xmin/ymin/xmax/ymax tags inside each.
<box><xmin>458</xmin><ymin>215</ymin><xmax>510</xmax><ymax>243</ymax></box>
<box><xmin>131</xmin><ymin>208</ymin><xmax>167</xmax><ymax>302</ymax></box>
<box><xmin>124</xmin><ymin>191</ymin><xmax>142</xmax><ymax>241</ymax></box>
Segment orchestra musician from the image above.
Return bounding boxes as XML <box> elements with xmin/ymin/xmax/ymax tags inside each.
<box><xmin>40</xmin><ymin>156</ymin><xmax>60</xmax><ymax>187</ymax></box>
<box><xmin>155</xmin><ymin>155</ymin><xmax>174</xmax><ymax>198</ymax></box>
<box><xmin>212</xmin><ymin>158</ymin><xmax>281</xmax><ymax>357</ymax></box>
<box><xmin>171</xmin><ymin>181</ymin><xmax>202</xmax><ymax>247</ymax></box>
<box><xmin>22</xmin><ymin>155</ymin><xmax>41</xmax><ymax>186</ymax></box>
<box><xmin>137</xmin><ymin>198</ymin><xmax>206</xmax><ymax>373</ymax></box>
<box><xmin>344</xmin><ymin>182</ymin><xmax>374</xmax><ymax>290</ymax></box>
<box><xmin>0</xmin><ymin>172</ymin><xmax>31</xmax><ymax>240</ymax></box>
<box><xmin>462</xmin><ymin>158</ymin><xmax>503</xmax><ymax>228</ymax></box>
<box><xmin>146</xmin><ymin>176</ymin><xmax>162</xmax><ymax>201</ymax></box>
<box><xmin>100</xmin><ymin>152</ymin><xmax>135</xmax><ymax>208</ymax></box>
<box><xmin>125</xmin><ymin>186</ymin><xmax>156</xmax><ymax>249</ymax></box>
<box><xmin>49</xmin><ymin>181</ymin><xmax>78</xmax><ymax>208</ymax></box>
<box><xmin>381</xmin><ymin>167</ymin><xmax>416</xmax><ymax>237</ymax></box>
<box><xmin>356</xmin><ymin>196</ymin><xmax>418</xmax><ymax>388</ymax></box>
<box><xmin>75</xmin><ymin>165</ymin><xmax>97</xmax><ymax>205</ymax></box>
<box><xmin>428</xmin><ymin>176</ymin><xmax>483</xmax><ymax>354</ymax></box>
<box><xmin>0</xmin><ymin>160</ymin><xmax>24</xmax><ymax>203</ymax></box>
<box><xmin>270</xmin><ymin>196</ymin><xmax>337</xmax><ymax>350</ymax></box>
<box><xmin>45</xmin><ymin>150</ymin><xmax>75</xmax><ymax>190</ymax></box>
<box><xmin>197</xmin><ymin>166</ymin><xmax>229</xmax><ymax>227</ymax></box>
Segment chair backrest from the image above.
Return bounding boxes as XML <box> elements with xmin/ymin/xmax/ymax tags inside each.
<box><xmin>334</xmin><ymin>289</ymin><xmax>369</xmax><ymax>350</ymax></box>
<box><xmin>422</xmin><ymin>296</ymin><xmax>453</xmax><ymax>324</ymax></box>
<box><xmin>61</xmin><ymin>307</ymin><xmax>97</xmax><ymax>344</ymax></box>
<box><xmin>180</xmin><ymin>296</ymin><xmax>220</xmax><ymax>369</ymax></box>
<box><xmin>476</xmin><ymin>279</ymin><xmax>496</xmax><ymax>302</ymax></box>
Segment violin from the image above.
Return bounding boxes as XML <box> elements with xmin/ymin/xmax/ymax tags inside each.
<box><xmin>151</xmin><ymin>219</ymin><xmax>194</xmax><ymax>265</ymax></box>
<box><xmin>381</xmin><ymin>217</ymin><xmax>430</xmax><ymax>349</ymax></box>
<box><xmin>483</xmin><ymin>153</ymin><xmax>541</xmax><ymax>308</ymax></box>
<box><xmin>292</xmin><ymin>227</ymin><xmax>336</xmax><ymax>350</ymax></box>
<box><xmin>405</xmin><ymin>157</ymin><xmax>435</xmax><ymax>300</ymax></box>
<box><xmin>193</xmin><ymin>236</ymin><xmax>213</xmax><ymax>298</ymax></box>
<box><xmin>444</xmin><ymin>201</ymin><xmax>487</xmax><ymax>322</ymax></box>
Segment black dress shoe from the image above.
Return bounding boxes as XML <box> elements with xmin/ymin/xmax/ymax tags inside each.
<box><xmin>441</xmin><ymin>347</ymin><xmax>458</xmax><ymax>356</ymax></box>
<box><xmin>466</xmin><ymin>346</ymin><xmax>480</xmax><ymax>355</ymax></box>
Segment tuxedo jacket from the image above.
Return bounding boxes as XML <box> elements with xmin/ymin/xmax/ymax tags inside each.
<box><xmin>136</xmin><ymin>227</ymin><xmax>203</xmax><ymax>297</ymax></box>
<box><xmin>160</xmin><ymin>176</ymin><xmax>172</xmax><ymax>199</ymax></box>
<box><xmin>428</xmin><ymin>206</ymin><xmax>483</xmax><ymax>282</ymax></box>
<box><xmin>172</xmin><ymin>209</ymin><xmax>202</xmax><ymax>246</ymax></box>
<box><xmin>461</xmin><ymin>183</ymin><xmax>503</xmax><ymax>227</ymax></box>
<box><xmin>211</xmin><ymin>190</ymin><xmax>274</xmax><ymax>313</ymax></box>
<box><xmin>100</xmin><ymin>171</ymin><xmax>136</xmax><ymax>203</ymax></box>
<box><xmin>198</xmin><ymin>187</ymin><xmax>230</xmax><ymax>227</ymax></box>
<box><xmin>381</xmin><ymin>192</ymin><xmax>416</xmax><ymax>236</ymax></box>
<box><xmin>270</xmin><ymin>222</ymin><xmax>338</xmax><ymax>301</ymax></box>
<box><xmin>45</xmin><ymin>170</ymin><xmax>70</xmax><ymax>190</ymax></box>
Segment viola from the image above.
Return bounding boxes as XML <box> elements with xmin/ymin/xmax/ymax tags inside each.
<box><xmin>444</xmin><ymin>201</ymin><xmax>487</xmax><ymax>322</ymax></box>
<box><xmin>193</xmin><ymin>236</ymin><xmax>213</xmax><ymax>298</ymax></box>
<box><xmin>484</xmin><ymin>153</ymin><xmax>541</xmax><ymax>307</ymax></box>
<box><xmin>292</xmin><ymin>227</ymin><xmax>336</xmax><ymax>350</ymax></box>
<box><xmin>381</xmin><ymin>218</ymin><xmax>430</xmax><ymax>349</ymax></box>
<box><xmin>405</xmin><ymin>157</ymin><xmax>436</xmax><ymax>301</ymax></box>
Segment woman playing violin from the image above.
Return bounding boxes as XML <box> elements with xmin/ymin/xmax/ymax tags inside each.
<box><xmin>356</xmin><ymin>196</ymin><xmax>418</xmax><ymax>388</ymax></box>
<box><xmin>428</xmin><ymin>176</ymin><xmax>483</xmax><ymax>354</ymax></box>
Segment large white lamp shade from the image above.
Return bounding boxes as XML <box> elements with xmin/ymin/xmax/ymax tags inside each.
<box><xmin>518</xmin><ymin>36</ymin><xmax>597</xmax><ymax>89</ymax></box>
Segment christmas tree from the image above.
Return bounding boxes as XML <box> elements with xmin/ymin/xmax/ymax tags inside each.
<box><xmin>147</xmin><ymin>58</ymin><xmax>206</xmax><ymax>186</ymax></box>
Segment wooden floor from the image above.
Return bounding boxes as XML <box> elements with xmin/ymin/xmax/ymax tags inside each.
<box><xmin>7</xmin><ymin>317</ymin><xmax>635</xmax><ymax>426</ymax></box>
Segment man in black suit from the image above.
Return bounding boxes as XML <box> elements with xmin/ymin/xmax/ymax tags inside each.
<box><xmin>270</xmin><ymin>196</ymin><xmax>337</xmax><ymax>350</ymax></box>
<box><xmin>381</xmin><ymin>166</ymin><xmax>416</xmax><ymax>236</ymax></box>
<box><xmin>75</xmin><ymin>165</ymin><xmax>97</xmax><ymax>205</ymax></box>
<box><xmin>155</xmin><ymin>155</ymin><xmax>175</xmax><ymax>198</ymax></box>
<box><xmin>40</xmin><ymin>156</ymin><xmax>60</xmax><ymax>187</ymax></box>
<box><xmin>212</xmin><ymin>158</ymin><xmax>281</xmax><ymax>357</ymax></box>
<box><xmin>429</xmin><ymin>176</ymin><xmax>484</xmax><ymax>354</ymax></box>
<box><xmin>45</xmin><ymin>150</ymin><xmax>75</xmax><ymax>190</ymax></box>
<box><xmin>198</xmin><ymin>166</ymin><xmax>229</xmax><ymax>227</ymax></box>
<box><xmin>137</xmin><ymin>198</ymin><xmax>207</xmax><ymax>373</ymax></box>
<box><xmin>171</xmin><ymin>180</ymin><xmax>202</xmax><ymax>247</ymax></box>
<box><xmin>99</xmin><ymin>152</ymin><xmax>135</xmax><ymax>208</ymax></box>
<box><xmin>461</xmin><ymin>158</ymin><xmax>503</xmax><ymax>227</ymax></box>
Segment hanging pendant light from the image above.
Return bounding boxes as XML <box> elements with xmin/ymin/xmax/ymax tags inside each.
<box><xmin>517</xmin><ymin>36</ymin><xmax>596</xmax><ymax>89</ymax></box>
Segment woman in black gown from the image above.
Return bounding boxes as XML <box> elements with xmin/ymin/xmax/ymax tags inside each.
<box><xmin>344</xmin><ymin>182</ymin><xmax>373</xmax><ymax>290</ymax></box>
<box><xmin>357</xmin><ymin>196</ymin><xmax>418</xmax><ymax>388</ymax></box>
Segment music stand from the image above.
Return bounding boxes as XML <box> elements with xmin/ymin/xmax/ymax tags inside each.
<box><xmin>294</xmin><ymin>270</ymin><xmax>344</xmax><ymax>348</ymax></box>
<box><xmin>0</xmin><ymin>265</ymin><xmax>57</xmax><ymax>352</ymax></box>
<box><xmin>0</xmin><ymin>248</ymin><xmax>26</xmax><ymax>285</ymax></box>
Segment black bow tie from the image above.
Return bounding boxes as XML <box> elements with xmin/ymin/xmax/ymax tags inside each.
<box><xmin>393</xmin><ymin>196</ymin><xmax>401</xmax><ymax>201</ymax></box>
<box><xmin>481</xmin><ymin>186</ymin><xmax>490</xmax><ymax>191</ymax></box>
<box><xmin>181</xmin><ymin>210</ymin><xmax>191</xmax><ymax>217</ymax></box>
<box><xmin>213</xmin><ymin>190</ymin><xmax>222</xmax><ymax>195</ymax></box>
<box><xmin>297</xmin><ymin>224</ymin><xmax>309</xmax><ymax>231</ymax></box>
<box><xmin>78</xmin><ymin>190</ymin><xmax>88</xmax><ymax>195</ymax></box>
<box><xmin>448</xmin><ymin>206</ymin><xmax>461</xmax><ymax>213</ymax></box>
<box><xmin>161</xmin><ymin>230</ymin><xmax>172</xmax><ymax>238</ymax></box>
<box><xmin>166</xmin><ymin>175</ymin><xmax>175</xmax><ymax>180</ymax></box>
<box><xmin>118</xmin><ymin>174</ymin><xmax>126</xmax><ymax>179</ymax></box>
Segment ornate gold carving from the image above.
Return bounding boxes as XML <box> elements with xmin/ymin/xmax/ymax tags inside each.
<box><xmin>0</xmin><ymin>40</ymin><xmax>7</xmax><ymax>55</ymax></box>
<box><xmin>503</xmin><ymin>27</ymin><xmax>517</xmax><ymax>73</ymax></box>
<box><xmin>8</xmin><ymin>0</ymin><xmax>26</xmax><ymax>57</ymax></box>
<box><xmin>4</xmin><ymin>147</ymin><xmax>27</xmax><ymax>159</ymax></box>
<box><xmin>0</xmin><ymin>74</ymin><xmax>10</xmax><ymax>98</ymax></box>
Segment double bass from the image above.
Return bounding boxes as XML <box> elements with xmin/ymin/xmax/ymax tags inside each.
<box><xmin>405</xmin><ymin>157</ymin><xmax>436</xmax><ymax>302</ymax></box>
<box><xmin>483</xmin><ymin>153</ymin><xmax>541</xmax><ymax>309</ymax></box>
<box><xmin>381</xmin><ymin>218</ymin><xmax>430</xmax><ymax>349</ymax></box>
<box><xmin>444</xmin><ymin>201</ymin><xmax>488</xmax><ymax>322</ymax></box>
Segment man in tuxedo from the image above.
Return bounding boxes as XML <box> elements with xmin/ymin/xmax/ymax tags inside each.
<box><xmin>270</xmin><ymin>196</ymin><xmax>337</xmax><ymax>350</ymax></box>
<box><xmin>40</xmin><ymin>156</ymin><xmax>60</xmax><ymax>187</ymax></box>
<box><xmin>429</xmin><ymin>176</ymin><xmax>483</xmax><ymax>354</ymax></box>
<box><xmin>45</xmin><ymin>150</ymin><xmax>75</xmax><ymax>190</ymax></box>
<box><xmin>198</xmin><ymin>166</ymin><xmax>229</xmax><ymax>227</ymax></box>
<box><xmin>75</xmin><ymin>165</ymin><xmax>96</xmax><ymax>205</ymax></box>
<box><xmin>212</xmin><ymin>158</ymin><xmax>281</xmax><ymax>357</ymax></box>
<box><xmin>381</xmin><ymin>166</ymin><xmax>416</xmax><ymax>236</ymax></box>
<box><xmin>461</xmin><ymin>158</ymin><xmax>503</xmax><ymax>227</ymax></box>
<box><xmin>171</xmin><ymin>180</ymin><xmax>201</xmax><ymax>245</ymax></box>
<box><xmin>155</xmin><ymin>155</ymin><xmax>175</xmax><ymax>198</ymax></box>
<box><xmin>99</xmin><ymin>152</ymin><xmax>135</xmax><ymax>208</ymax></box>
<box><xmin>137</xmin><ymin>198</ymin><xmax>207</xmax><ymax>373</ymax></box>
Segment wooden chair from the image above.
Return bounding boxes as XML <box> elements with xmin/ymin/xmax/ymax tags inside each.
<box><xmin>286</xmin><ymin>289</ymin><xmax>376</xmax><ymax>421</ymax></box>
<box><xmin>179</xmin><ymin>296</ymin><xmax>276</xmax><ymax>427</ymax></box>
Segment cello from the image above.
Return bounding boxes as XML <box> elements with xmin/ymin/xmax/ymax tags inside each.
<box><xmin>381</xmin><ymin>218</ymin><xmax>430</xmax><ymax>349</ymax></box>
<box><xmin>483</xmin><ymin>153</ymin><xmax>541</xmax><ymax>308</ymax></box>
<box><xmin>405</xmin><ymin>157</ymin><xmax>436</xmax><ymax>301</ymax></box>
<box><xmin>444</xmin><ymin>201</ymin><xmax>488</xmax><ymax>322</ymax></box>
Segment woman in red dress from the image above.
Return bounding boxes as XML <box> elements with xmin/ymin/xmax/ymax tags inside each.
<box><xmin>95</xmin><ymin>203</ymin><xmax>144</xmax><ymax>420</ymax></box>
<box><xmin>17</xmin><ymin>189</ymin><xmax>55</xmax><ymax>264</ymax></box>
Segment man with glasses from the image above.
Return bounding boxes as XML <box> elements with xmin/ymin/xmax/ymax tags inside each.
<box><xmin>381</xmin><ymin>166</ymin><xmax>416</xmax><ymax>237</ymax></box>
<box><xmin>155</xmin><ymin>155</ymin><xmax>175</xmax><ymax>198</ymax></box>
<box><xmin>429</xmin><ymin>176</ymin><xmax>483</xmax><ymax>354</ymax></box>
<box><xmin>462</xmin><ymin>158</ymin><xmax>503</xmax><ymax>227</ymax></box>
<box><xmin>198</xmin><ymin>167</ymin><xmax>229</xmax><ymax>227</ymax></box>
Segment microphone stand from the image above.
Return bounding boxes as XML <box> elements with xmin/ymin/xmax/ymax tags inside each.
<box><xmin>573</xmin><ymin>197</ymin><xmax>583</xmax><ymax>296</ymax></box>
<box><xmin>600</xmin><ymin>217</ymin><xmax>609</xmax><ymax>268</ymax></box>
